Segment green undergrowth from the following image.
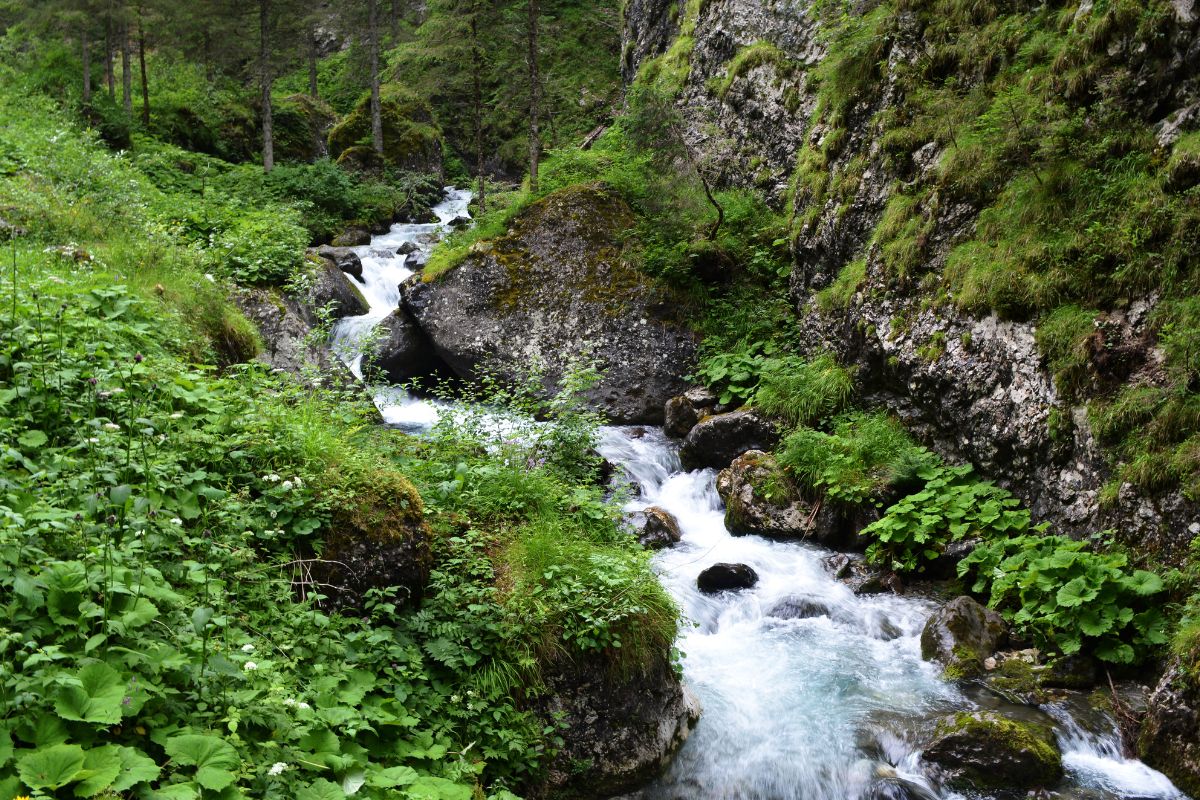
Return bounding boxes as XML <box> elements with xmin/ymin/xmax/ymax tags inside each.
<box><xmin>0</xmin><ymin>74</ymin><xmax>676</xmax><ymax>798</ymax></box>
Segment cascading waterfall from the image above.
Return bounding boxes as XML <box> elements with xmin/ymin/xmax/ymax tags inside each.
<box><xmin>333</xmin><ymin>190</ymin><xmax>1189</xmax><ymax>800</ymax></box>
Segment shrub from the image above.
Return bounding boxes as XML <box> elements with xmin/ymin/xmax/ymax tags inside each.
<box><xmin>207</xmin><ymin>207</ymin><xmax>309</xmax><ymax>285</ymax></box>
<box><xmin>753</xmin><ymin>353</ymin><xmax>854</xmax><ymax>428</ymax></box>
<box><xmin>959</xmin><ymin>535</ymin><xmax>1168</xmax><ymax>664</ymax></box>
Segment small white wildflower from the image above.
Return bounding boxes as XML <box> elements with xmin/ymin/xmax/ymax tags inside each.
<box><xmin>297</xmin><ymin>701</ymin><xmax>310</xmax><ymax>710</ymax></box>
<box><xmin>281</xmin><ymin>480</ymin><xmax>294</xmax><ymax>491</ymax></box>
<box><xmin>110</xmin><ymin>387</ymin><xmax>124</xmax><ymax>395</ymax></box>
<box><xmin>450</xmin><ymin>694</ymin><xmax>461</xmax><ymax>703</ymax></box>
<box><xmin>269</xmin><ymin>510</ymin><xmax>277</xmax><ymax>519</ymax></box>
<box><xmin>243</xmin><ymin>661</ymin><xmax>258</xmax><ymax>672</ymax></box>
<box><xmin>293</xmin><ymin>477</ymin><xmax>303</xmax><ymax>488</ymax></box>
<box><xmin>263</xmin><ymin>473</ymin><xmax>281</xmax><ymax>482</ymax></box>
<box><xmin>87</xmin><ymin>437</ymin><xmax>99</xmax><ymax>444</ymax></box>
<box><xmin>169</xmin><ymin>412</ymin><xmax>184</xmax><ymax>420</ymax></box>
<box><xmin>204</xmin><ymin>273</ymin><xmax>216</xmax><ymax>282</ymax></box>
<box><xmin>169</xmin><ymin>517</ymin><xmax>183</xmax><ymax>525</ymax></box>
<box><xmin>241</xmin><ymin>643</ymin><xmax>255</xmax><ymax>653</ymax></box>
<box><xmin>103</xmin><ymin>423</ymin><xmax>121</xmax><ymax>432</ymax></box>
<box><xmin>268</xmin><ymin>762</ymin><xmax>287</xmax><ymax>776</ymax></box>
<box><xmin>283</xmin><ymin>697</ymin><xmax>296</xmax><ymax>707</ymax></box>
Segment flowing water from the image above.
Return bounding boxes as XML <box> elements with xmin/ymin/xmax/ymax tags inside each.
<box><xmin>334</xmin><ymin>189</ymin><xmax>1190</xmax><ymax>800</ymax></box>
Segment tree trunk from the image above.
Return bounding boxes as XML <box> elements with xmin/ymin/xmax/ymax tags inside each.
<box><xmin>121</xmin><ymin>20</ymin><xmax>133</xmax><ymax>115</ymax></box>
<box><xmin>137</xmin><ymin>16</ymin><xmax>149</xmax><ymax>126</ymax></box>
<box><xmin>105</xmin><ymin>13</ymin><xmax>115</xmax><ymax>98</ymax></box>
<box><xmin>470</xmin><ymin>6</ymin><xmax>486</xmax><ymax>211</ymax></box>
<box><xmin>308</xmin><ymin>31</ymin><xmax>319</xmax><ymax>98</ymax></box>
<box><xmin>390</xmin><ymin>0</ymin><xmax>400</xmax><ymax>42</ymax></box>
<box><xmin>260</xmin><ymin>0</ymin><xmax>274</xmax><ymax>173</ymax></box>
<box><xmin>368</xmin><ymin>0</ymin><xmax>384</xmax><ymax>158</ymax></box>
<box><xmin>526</xmin><ymin>0</ymin><xmax>540</xmax><ymax>194</ymax></box>
<box><xmin>82</xmin><ymin>30</ymin><xmax>92</xmax><ymax>109</ymax></box>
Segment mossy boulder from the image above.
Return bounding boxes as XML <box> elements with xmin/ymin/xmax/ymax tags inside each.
<box><xmin>316</xmin><ymin>468</ymin><xmax>432</xmax><ymax>612</ymax></box>
<box><xmin>716</xmin><ymin>450</ymin><xmax>841</xmax><ymax>544</ymax></box>
<box><xmin>639</xmin><ymin>506</ymin><xmax>682</xmax><ymax>549</ymax></box>
<box><xmin>328</xmin><ymin>85</ymin><xmax>442</xmax><ymax>173</ymax></box>
<box><xmin>663</xmin><ymin>386</ymin><xmax>720</xmax><ymax>438</ymax></box>
<box><xmin>923</xmin><ymin>711</ymin><xmax>1063</xmax><ymax>791</ymax></box>
<box><xmin>273</xmin><ymin>93</ymin><xmax>337</xmax><ymax>162</ymax></box>
<box><xmin>678</xmin><ymin>409</ymin><xmax>779</xmax><ymax>471</ymax></box>
<box><xmin>362</xmin><ymin>307</ymin><xmax>443</xmax><ymax>384</ymax></box>
<box><xmin>402</xmin><ymin>184</ymin><xmax>697</xmax><ymax>424</ymax></box>
<box><xmin>920</xmin><ymin>596</ymin><xmax>1008</xmax><ymax>679</ymax></box>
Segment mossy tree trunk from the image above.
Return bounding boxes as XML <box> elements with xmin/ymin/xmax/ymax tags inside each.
<box><xmin>137</xmin><ymin>7</ymin><xmax>149</xmax><ymax>126</ymax></box>
<box><xmin>469</xmin><ymin>2</ymin><xmax>486</xmax><ymax>211</ymax></box>
<box><xmin>260</xmin><ymin>0</ymin><xmax>274</xmax><ymax>173</ymax></box>
<box><xmin>81</xmin><ymin>28</ymin><xmax>92</xmax><ymax>109</ymax></box>
<box><xmin>307</xmin><ymin>29</ymin><xmax>319</xmax><ymax>98</ymax></box>
<box><xmin>368</xmin><ymin>0</ymin><xmax>384</xmax><ymax>158</ymax></box>
<box><xmin>104</xmin><ymin>6</ymin><xmax>115</xmax><ymax>99</ymax></box>
<box><xmin>526</xmin><ymin>0</ymin><xmax>540</xmax><ymax>194</ymax></box>
<box><xmin>121</xmin><ymin>17</ymin><xmax>132</xmax><ymax>115</ymax></box>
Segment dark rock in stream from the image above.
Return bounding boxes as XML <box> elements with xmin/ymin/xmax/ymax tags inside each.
<box><xmin>663</xmin><ymin>386</ymin><xmax>720</xmax><ymax>438</ymax></box>
<box><xmin>922</xmin><ymin>711</ymin><xmax>1063</xmax><ymax>791</ymax></box>
<box><xmin>447</xmin><ymin>213</ymin><xmax>472</xmax><ymax>228</ymax></box>
<box><xmin>397</xmin><ymin>241</ymin><xmax>420</xmax><ymax>256</ymax></box>
<box><xmin>537</xmin><ymin>649</ymin><xmax>700</xmax><ymax>798</ymax></box>
<box><xmin>1139</xmin><ymin>655</ymin><xmax>1200</xmax><ymax>797</ymax></box>
<box><xmin>920</xmin><ymin>596</ymin><xmax>1008</xmax><ymax>679</ymax></box>
<box><xmin>403</xmin><ymin>250</ymin><xmax>429</xmax><ymax>271</ymax></box>
<box><xmin>401</xmin><ymin>184</ymin><xmax>696</xmax><ymax>424</ymax></box>
<box><xmin>768</xmin><ymin>595</ymin><xmax>830</xmax><ymax>620</ymax></box>
<box><xmin>331</xmin><ymin>226</ymin><xmax>372</xmax><ymax>247</ymax></box>
<box><xmin>362</xmin><ymin>308</ymin><xmax>443</xmax><ymax>384</ymax></box>
<box><xmin>315</xmin><ymin>245</ymin><xmax>364</xmax><ymax>281</ymax></box>
<box><xmin>639</xmin><ymin>506</ymin><xmax>682</xmax><ymax>549</ymax></box>
<box><xmin>679</xmin><ymin>410</ymin><xmax>779</xmax><ymax>471</ymax></box>
<box><xmin>697</xmin><ymin>562</ymin><xmax>759</xmax><ymax>593</ymax></box>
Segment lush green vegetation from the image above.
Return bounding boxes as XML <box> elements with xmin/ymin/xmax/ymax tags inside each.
<box><xmin>0</xmin><ymin>58</ymin><xmax>673</xmax><ymax>799</ymax></box>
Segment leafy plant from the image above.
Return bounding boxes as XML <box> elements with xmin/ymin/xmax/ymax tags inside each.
<box><xmin>753</xmin><ymin>353</ymin><xmax>854</xmax><ymax>428</ymax></box>
<box><xmin>959</xmin><ymin>535</ymin><xmax>1169</xmax><ymax>664</ymax></box>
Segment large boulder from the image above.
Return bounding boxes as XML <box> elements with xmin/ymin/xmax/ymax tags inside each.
<box><xmin>331</xmin><ymin>227</ymin><xmax>371</xmax><ymax>247</ymax></box>
<box><xmin>328</xmin><ymin>84</ymin><xmax>442</xmax><ymax>174</ymax></box>
<box><xmin>315</xmin><ymin>245</ymin><xmax>364</xmax><ymax>281</ymax></box>
<box><xmin>664</xmin><ymin>386</ymin><xmax>720</xmax><ymax>438</ymax></box>
<box><xmin>716</xmin><ymin>450</ymin><xmax>841</xmax><ymax>544</ymax></box>
<box><xmin>920</xmin><ymin>596</ymin><xmax>1008</xmax><ymax>679</ymax></box>
<box><xmin>361</xmin><ymin>308</ymin><xmax>441</xmax><ymax>384</ymax></box>
<box><xmin>402</xmin><ymin>184</ymin><xmax>696</xmax><ymax>423</ymax></box>
<box><xmin>679</xmin><ymin>410</ymin><xmax>779</xmax><ymax>471</ymax></box>
<box><xmin>923</xmin><ymin>711</ymin><xmax>1063</xmax><ymax>791</ymax></box>
<box><xmin>697</xmin><ymin>563</ymin><xmax>759</xmax><ymax>593</ymax></box>
<box><xmin>307</xmin><ymin>258</ymin><xmax>369</xmax><ymax>320</ymax></box>
<box><xmin>639</xmin><ymin>506</ymin><xmax>682</xmax><ymax>549</ymax></box>
<box><xmin>272</xmin><ymin>93</ymin><xmax>337</xmax><ymax>162</ymax></box>
<box><xmin>1138</xmin><ymin>655</ymin><xmax>1200</xmax><ymax>797</ymax></box>
<box><xmin>538</xmin><ymin>649</ymin><xmax>699</xmax><ymax>798</ymax></box>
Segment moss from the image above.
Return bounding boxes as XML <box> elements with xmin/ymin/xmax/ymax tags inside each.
<box><xmin>272</xmin><ymin>93</ymin><xmax>337</xmax><ymax>163</ymax></box>
<box><xmin>327</xmin><ymin>85</ymin><xmax>441</xmax><ymax>171</ymax></box>
<box><xmin>712</xmin><ymin>41</ymin><xmax>797</xmax><ymax>99</ymax></box>
<box><xmin>1036</xmin><ymin>305</ymin><xmax>1099</xmax><ymax>401</ymax></box>
<box><xmin>932</xmin><ymin>711</ymin><xmax>1062</xmax><ymax>789</ymax></box>
<box><xmin>918</xmin><ymin>330</ymin><xmax>947</xmax><ymax>363</ymax></box>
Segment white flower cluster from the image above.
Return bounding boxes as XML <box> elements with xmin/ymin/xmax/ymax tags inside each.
<box><xmin>282</xmin><ymin>697</ymin><xmax>310</xmax><ymax>710</ymax></box>
<box><xmin>241</xmin><ymin>643</ymin><xmax>255</xmax><ymax>653</ymax></box>
<box><xmin>268</xmin><ymin>762</ymin><xmax>287</xmax><ymax>776</ymax></box>
<box><xmin>243</xmin><ymin>661</ymin><xmax>258</xmax><ymax>672</ymax></box>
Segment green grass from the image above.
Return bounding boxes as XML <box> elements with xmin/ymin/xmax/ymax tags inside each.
<box><xmin>753</xmin><ymin>353</ymin><xmax>854</xmax><ymax>428</ymax></box>
<box><xmin>1035</xmin><ymin>305</ymin><xmax>1099</xmax><ymax>401</ymax></box>
<box><xmin>711</xmin><ymin>41</ymin><xmax>796</xmax><ymax>99</ymax></box>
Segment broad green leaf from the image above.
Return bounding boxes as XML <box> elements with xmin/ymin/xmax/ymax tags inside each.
<box><xmin>366</xmin><ymin>765</ymin><xmax>418</xmax><ymax>788</ymax></box>
<box><xmin>55</xmin><ymin>661</ymin><xmax>126</xmax><ymax>724</ymax></box>
<box><xmin>74</xmin><ymin>745</ymin><xmax>123</xmax><ymax>797</ymax></box>
<box><xmin>1055</xmin><ymin>576</ymin><xmax>1099</xmax><ymax>608</ymax></box>
<box><xmin>109</xmin><ymin>484</ymin><xmax>133</xmax><ymax>506</ymax></box>
<box><xmin>18</xmin><ymin>743</ymin><xmax>86</xmax><ymax>790</ymax></box>
<box><xmin>164</xmin><ymin>734</ymin><xmax>239</xmax><ymax>791</ymax></box>
<box><xmin>144</xmin><ymin>784</ymin><xmax>199</xmax><ymax>799</ymax></box>
<box><xmin>406</xmin><ymin>775</ymin><xmax>473</xmax><ymax>800</ymax></box>
<box><xmin>1122</xmin><ymin>570</ymin><xmax>1164</xmax><ymax>597</ymax></box>
<box><xmin>18</xmin><ymin>429</ymin><xmax>48</xmax><ymax>448</ymax></box>
<box><xmin>297</xmin><ymin>778</ymin><xmax>346</xmax><ymax>800</ymax></box>
<box><xmin>118</xmin><ymin>597</ymin><xmax>159</xmax><ymax>630</ymax></box>
<box><xmin>0</xmin><ymin>726</ymin><xmax>11</xmax><ymax>766</ymax></box>
<box><xmin>1076</xmin><ymin>606</ymin><xmax>1116</xmax><ymax>637</ymax></box>
<box><xmin>110</xmin><ymin>745</ymin><xmax>161</xmax><ymax>792</ymax></box>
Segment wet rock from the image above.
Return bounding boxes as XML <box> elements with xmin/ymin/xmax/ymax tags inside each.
<box><xmin>447</xmin><ymin>214</ymin><xmax>472</xmax><ymax>228</ymax></box>
<box><xmin>402</xmin><ymin>184</ymin><xmax>696</xmax><ymax>424</ymax></box>
<box><xmin>362</xmin><ymin>308</ymin><xmax>442</xmax><ymax>384</ymax></box>
<box><xmin>331</xmin><ymin>226</ymin><xmax>371</xmax><ymax>247</ymax></box>
<box><xmin>923</xmin><ymin>539</ymin><xmax>980</xmax><ymax>581</ymax></box>
<box><xmin>663</xmin><ymin>386</ymin><xmax>720</xmax><ymax>438</ymax></box>
<box><xmin>403</xmin><ymin>250</ymin><xmax>429</xmax><ymax>271</ymax></box>
<box><xmin>920</xmin><ymin>596</ymin><xmax>1008</xmax><ymax>679</ymax></box>
<box><xmin>679</xmin><ymin>410</ymin><xmax>779</xmax><ymax>471</ymax></box>
<box><xmin>697</xmin><ymin>563</ymin><xmax>759</xmax><ymax>593</ymax></box>
<box><xmin>397</xmin><ymin>241</ymin><xmax>420</xmax><ymax>256</ymax></box>
<box><xmin>823</xmin><ymin>552</ymin><xmax>897</xmax><ymax>595</ymax></box>
<box><xmin>307</xmin><ymin>258</ymin><xmax>369</xmax><ymax>319</ymax></box>
<box><xmin>923</xmin><ymin>711</ymin><xmax>1063</xmax><ymax>791</ymax></box>
<box><xmin>538</xmin><ymin>649</ymin><xmax>699</xmax><ymax>798</ymax></box>
<box><xmin>717</xmin><ymin>450</ymin><xmax>842</xmax><ymax>544</ymax></box>
<box><xmin>369</xmin><ymin>247</ymin><xmax>396</xmax><ymax>260</ymax></box>
<box><xmin>1138</xmin><ymin>655</ymin><xmax>1200</xmax><ymax>797</ymax></box>
<box><xmin>639</xmin><ymin>506</ymin><xmax>682</xmax><ymax>549</ymax></box>
<box><xmin>315</xmin><ymin>245</ymin><xmax>364</xmax><ymax>281</ymax></box>
<box><xmin>768</xmin><ymin>595</ymin><xmax>830</xmax><ymax>620</ymax></box>
<box><xmin>1039</xmin><ymin>654</ymin><xmax>1099</xmax><ymax>690</ymax></box>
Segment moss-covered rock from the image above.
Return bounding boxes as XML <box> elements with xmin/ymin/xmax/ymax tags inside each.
<box><xmin>923</xmin><ymin>711</ymin><xmax>1063</xmax><ymax>791</ymax></box>
<box><xmin>316</xmin><ymin>467</ymin><xmax>432</xmax><ymax>612</ymax></box>
<box><xmin>920</xmin><ymin>596</ymin><xmax>1008</xmax><ymax>679</ymax></box>
<box><xmin>328</xmin><ymin>85</ymin><xmax>441</xmax><ymax>173</ymax></box>
<box><xmin>1138</xmin><ymin>653</ymin><xmax>1200</xmax><ymax>797</ymax></box>
<box><xmin>273</xmin><ymin>93</ymin><xmax>338</xmax><ymax>162</ymax></box>
<box><xmin>716</xmin><ymin>449</ymin><xmax>843</xmax><ymax>545</ymax></box>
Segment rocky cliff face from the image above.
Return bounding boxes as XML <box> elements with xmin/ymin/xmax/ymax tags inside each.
<box><xmin>623</xmin><ymin>0</ymin><xmax>1200</xmax><ymax>561</ymax></box>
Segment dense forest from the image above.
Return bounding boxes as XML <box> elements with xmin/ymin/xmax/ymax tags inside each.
<box><xmin>1</xmin><ymin>0</ymin><xmax>1199</xmax><ymax>799</ymax></box>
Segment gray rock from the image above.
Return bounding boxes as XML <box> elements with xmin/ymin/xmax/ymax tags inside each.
<box><xmin>362</xmin><ymin>308</ymin><xmax>441</xmax><ymax>384</ymax></box>
<box><xmin>664</xmin><ymin>386</ymin><xmax>720</xmax><ymax>438</ymax></box>
<box><xmin>1138</xmin><ymin>656</ymin><xmax>1200</xmax><ymax>797</ymax></box>
<box><xmin>397</xmin><ymin>240</ymin><xmax>420</xmax><ymax>256</ymax></box>
<box><xmin>768</xmin><ymin>595</ymin><xmax>830</xmax><ymax>620</ymax></box>
<box><xmin>403</xmin><ymin>250</ymin><xmax>429</xmax><ymax>271</ymax></box>
<box><xmin>679</xmin><ymin>410</ymin><xmax>779</xmax><ymax>471</ymax></box>
<box><xmin>402</xmin><ymin>184</ymin><xmax>696</xmax><ymax>424</ymax></box>
<box><xmin>447</xmin><ymin>214</ymin><xmax>472</xmax><ymax>228</ymax></box>
<box><xmin>331</xmin><ymin>226</ymin><xmax>371</xmax><ymax>247</ymax></box>
<box><xmin>920</xmin><ymin>596</ymin><xmax>1008</xmax><ymax>678</ymax></box>
<box><xmin>923</xmin><ymin>711</ymin><xmax>1063</xmax><ymax>791</ymax></box>
<box><xmin>308</xmin><ymin>259</ymin><xmax>369</xmax><ymax>320</ymax></box>
<box><xmin>717</xmin><ymin>450</ymin><xmax>841</xmax><ymax>543</ymax></box>
<box><xmin>640</xmin><ymin>506</ymin><xmax>682</xmax><ymax>549</ymax></box>
<box><xmin>697</xmin><ymin>562</ymin><xmax>759</xmax><ymax>593</ymax></box>
<box><xmin>315</xmin><ymin>245</ymin><xmax>364</xmax><ymax>281</ymax></box>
